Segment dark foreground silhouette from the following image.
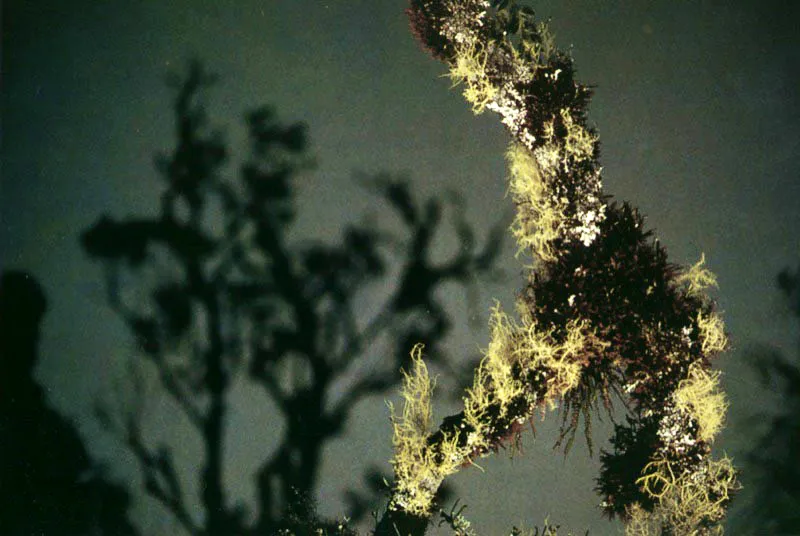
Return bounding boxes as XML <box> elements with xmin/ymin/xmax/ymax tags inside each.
<box><xmin>0</xmin><ymin>271</ymin><xmax>137</xmax><ymax>535</ymax></box>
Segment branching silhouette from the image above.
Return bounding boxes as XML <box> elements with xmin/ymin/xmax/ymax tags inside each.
<box><xmin>81</xmin><ymin>61</ymin><xmax>501</xmax><ymax>535</ymax></box>
<box><xmin>741</xmin><ymin>264</ymin><xmax>800</xmax><ymax>534</ymax></box>
<box><xmin>0</xmin><ymin>271</ymin><xmax>137</xmax><ymax>535</ymax></box>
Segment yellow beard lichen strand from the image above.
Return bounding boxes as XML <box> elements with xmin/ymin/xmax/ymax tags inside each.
<box><xmin>389</xmin><ymin>344</ymin><xmax>457</xmax><ymax>516</ymax></box>
<box><xmin>697</xmin><ymin>311</ymin><xmax>728</xmax><ymax>355</ymax></box>
<box><xmin>447</xmin><ymin>39</ymin><xmax>498</xmax><ymax>114</ymax></box>
<box><xmin>663</xmin><ymin>456</ymin><xmax>737</xmax><ymax>534</ymax></box>
<box><xmin>389</xmin><ymin>306</ymin><xmax>598</xmax><ymax>513</ymax></box>
<box><xmin>675</xmin><ymin>254</ymin><xmax>719</xmax><ymax>298</ymax></box>
<box><xmin>672</xmin><ymin>363</ymin><xmax>728</xmax><ymax>443</ymax></box>
<box><xmin>506</xmin><ymin>142</ymin><xmax>566</xmax><ymax>262</ymax></box>
<box><xmin>637</xmin><ymin>457</ymin><xmax>677</xmax><ymax>501</ymax></box>
<box><xmin>560</xmin><ymin>108</ymin><xmax>597</xmax><ymax>165</ymax></box>
<box><xmin>479</xmin><ymin>305</ymin><xmax>525</xmax><ymax>412</ymax></box>
<box><xmin>507</xmin><ymin>108</ymin><xmax>605</xmax><ymax>260</ymax></box>
<box><xmin>624</xmin><ymin>503</ymin><xmax>662</xmax><ymax>536</ymax></box>
<box><xmin>631</xmin><ymin>456</ymin><xmax>737</xmax><ymax>536</ymax></box>
<box><xmin>462</xmin><ymin>304</ymin><xmax>595</xmax><ymax>444</ymax></box>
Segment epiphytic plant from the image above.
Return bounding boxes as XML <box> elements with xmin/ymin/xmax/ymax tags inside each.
<box><xmin>372</xmin><ymin>1</ymin><xmax>740</xmax><ymax>534</ymax></box>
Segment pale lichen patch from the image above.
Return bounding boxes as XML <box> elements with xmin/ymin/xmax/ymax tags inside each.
<box><xmin>673</xmin><ymin>364</ymin><xmax>727</xmax><ymax>443</ymax></box>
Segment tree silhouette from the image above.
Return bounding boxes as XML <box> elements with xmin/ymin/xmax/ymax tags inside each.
<box><xmin>81</xmin><ymin>61</ymin><xmax>501</xmax><ymax>535</ymax></box>
<box><xmin>740</xmin><ymin>264</ymin><xmax>800</xmax><ymax>534</ymax></box>
<box><xmin>0</xmin><ymin>271</ymin><xmax>138</xmax><ymax>535</ymax></box>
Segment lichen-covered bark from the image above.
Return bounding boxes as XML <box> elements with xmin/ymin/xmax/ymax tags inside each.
<box><xmin>376</xmin><ymin>2</ymin><xmax>740</xmax><ymax>534</ymax></box>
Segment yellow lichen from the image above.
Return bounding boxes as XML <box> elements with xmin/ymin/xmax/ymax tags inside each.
<box><xmin>448</xmin><ymin>39</ymin><xmax>498</xmax><ymax>114</ymax></box>
<box><xmin>526</xmin><ymin>22</ymin><xmax>557</xmax><ymax>60</ymax></box>
<box><xmin>673</xmin><ymin>363</ymin><xmax>727</xmax><ymax>442</ymax></box>
<box><xmin>507</xmin><ymin>140</ymin><xmax>544</xmax><ymax>194</ymax></box>
<box><xmin>634</xmin><ymin>455</ymin><xmax>738</xmax><ymax>535</ymax></box>
<box><xmin>507</xmin><ymin>21</ymin><xmax>558</xmax><ymax>82</ymax></box>
<box><xmin>387</xmin><ymin>344</ymin><xmax>436</xmax><ymax>514</ymax></box>
<box><xmin>664</xmin><ymin>456</ymin><xmax>737</xmax><ymax>533</ymax></box>
<box><xmin>392</xmin><ymin>343</ymin><xmax>434</xmax><ymax>444</ymax></box>
<box><xmin>482</xmin><ymin>305</ymin><xmax>526</xmax><ymax>411</ymax></box>
<box><xmin>506</xmin><ymin>142</ymin><xmax>566</xmax><ymax>262</ymax></box>
<box><xmin>515</xmin><ymin>315</ymin><xmax>588</xmax><ymax>397</ymax></box>
<box><xmin>624</xmin><ymin>503</ymin><xmax>660</xmax><ymax>536</ymax></box>
<box><xmin>462</xmin><ymin>303</ymin><xmax>590</xmax><ymax>444</ymax></box>
<box><xmin>676</xmin><ymin>254</ymin><xmax>718</xmax><ymax>297</ymax></box>
<box><xmin>637</xmin><ymin>457</ymin><xmax>677</xmax><ymax>500</ymax></box>
<box><xmin>697</xmin><ymin>311</ymin><xmax>727</xmax><ymax>355</ymax></box>
<box><xmin>560</xmin><ymin>108</ymin><xmax>596</xmax><ymax>164</ymax></box>
<box><xmin>504</xmin><ymin>110</ymin><xmax>598</xmax><ymax>261</ymax></box>
<box><xmin>388</xmin><ymin>344</ymin><xmax>465</xmax><ymax>516</ymax></box>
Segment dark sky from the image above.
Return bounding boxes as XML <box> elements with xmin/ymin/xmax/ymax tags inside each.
<box><xmin>3</xmin><ymin>0</ymin><xmax>799</xmax><ymax>534</ymax></box>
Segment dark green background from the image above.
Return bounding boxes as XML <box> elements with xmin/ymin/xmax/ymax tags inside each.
<box><xmin>3</xmin><ymin>1</ymin><xmax>798</xmax><ymax>533</ymax></box>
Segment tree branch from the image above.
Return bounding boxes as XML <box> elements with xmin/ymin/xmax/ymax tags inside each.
<box><xmin>126</xmin><ymin>428</ymin><xmax>199</xmax><ymax>536</ymax></box>
<box><xmin>150</xmin><ymin>357</ymin><xmax>204</xmax><ymax>428</ymax></box>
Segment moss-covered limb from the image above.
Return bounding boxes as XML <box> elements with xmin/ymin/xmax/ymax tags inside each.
<box><xmin>597</xmin><ymin>379</ymin><xmax>737</xmax><ymax>527</ymax></box>
<box><xmin>381</xmin><ymin>308</ymin><xmax>606</xmax><ymax>529</ymax></box>
<box><xmin>408</xmin><ymin>0</ymin><xmax>604</xmax><ymax>260</ymax></box>
<box><xmin>594</xmin><ymin>309</ymin><xmax>734</xmax><ymax>524</ymax></box>
<box><xmin>387</xmin><ymin>345</ymin><xmax>461</xmax><ymax>518</ymax></box>
<box><xmin>521</xmin><ymin>200</ymin><xmax>730</xmax><ymax>454</ymax></box>
<box><xmin>397</xmin><ymin>1</ymin><xmax>739</xmax><ymax>533</ymax></box>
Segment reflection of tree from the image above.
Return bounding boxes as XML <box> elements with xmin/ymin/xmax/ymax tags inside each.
<box><xmin>743</xmin><ymin>264</ymin><xmax>800</xmax><ymax>534</ymax></box>
<box><xmin>81</xmin><ymin>62</ymin><xmax>501</xmax><ymax>535</ymax></box>
<box><xmin>0</xmin><ymin>271</ymin><xmax>137</xmax><ymax>535</ymax></box>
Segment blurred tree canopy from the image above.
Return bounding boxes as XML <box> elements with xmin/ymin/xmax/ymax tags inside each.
<box><xmin>81</xmin><ymin>61</ymin><xmax>502</xmax><ymax>535</ymax></box>
<box><xmin>741</xmin><ymin>264</ymin><xmax>800</xmax><ymax>534</ymax></box>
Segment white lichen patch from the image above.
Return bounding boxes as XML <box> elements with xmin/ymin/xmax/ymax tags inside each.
<box><xmin>486</xmin><ymin>88</ymin><xmax>537</xmax><ymax>148</ymax></box>
<box><xmin>572</xmin><ymin>202</ymin><xmax>606</xmax><ymax>247</ymax></box>
<box><xmin>656</xmin><ymin>404</ymin><xmax>698</xmax><ymax>457</ymax></box>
